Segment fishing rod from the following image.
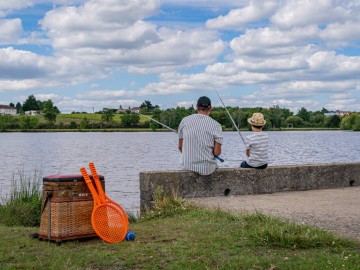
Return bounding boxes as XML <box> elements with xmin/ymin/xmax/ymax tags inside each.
<box><xmin>139</xmin><ymin>113</ymin><xmax>178</xmax><ymax>133</ymax></box>
<box><xmin>139</xmin><ymin>113</ymin><xmax>224</xmax><ymax>163</ymax></box>
<box><xmin>215</xmin><ymin>90</ymin><xmax>245</xmax><ymax>145</ymax></box>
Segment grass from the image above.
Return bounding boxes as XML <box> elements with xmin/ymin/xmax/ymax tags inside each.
<box><xmin>1</xmin><ymin>186</ymin><xmax>359</xmax><ymax>269</ymax></box>
<box><xmin>0</xmin><ymin>209</ymin><xmax>359</xmax><ymax>270</ymax></box>
<box><xmin>0</xmin><ymin>167</ymin><xmax>42</xmax><ymax>227</ymax></box>
<box><xmin>57</xmin><ymin>113</ymin><xmax>150</xmax><ymax>125</ymax></box>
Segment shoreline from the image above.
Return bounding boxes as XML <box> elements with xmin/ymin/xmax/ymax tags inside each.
<box><xmin>0</xmin><ymin>127</ymin><xmax>343</xmax><ymax>133</ymax></box>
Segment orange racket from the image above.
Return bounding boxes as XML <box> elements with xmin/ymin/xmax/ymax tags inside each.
<box><xmin>89</xmin><ymin>162</ymin><xmax>129</xmax><ymax>229</ymax></box>
<box><xmin>80</xmin><ymin>167</ymin><xmax>127</xmax><ymax>243</ymax></box>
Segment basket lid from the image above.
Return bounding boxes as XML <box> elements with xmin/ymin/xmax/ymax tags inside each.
<box><xmin>43</xmin><ymin>174</ymin><xmax>105</xmax><ymax>182</ymax></box>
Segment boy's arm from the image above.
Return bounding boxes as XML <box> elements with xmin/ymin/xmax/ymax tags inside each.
<box><xmin>246</xmin><ymin>148</ymin><xmax>250</xmax><ymax>157</ymax></box>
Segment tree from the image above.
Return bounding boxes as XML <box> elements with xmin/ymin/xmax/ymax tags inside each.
<box><xmin>310</xmin><ymin>113</ymin><xmax>325</xmax><ymax>125</ymax></box>
<box><xmin>211</xmin><ymin>110</ymin><xmax>232</xmax><ymax>128</ymax></box>
<box><xmin>42</xmin><ymin>100</ymin><xmax>59</xmax><ymax>123</ymax></box>
<box><xmin>79</xmin><ymin>117</ymin><xmax>89</xmax><ymax>129</ymax></box>
<box><xmin>140</xmin><ymin>100</ymin><xmax>158</xmax><ymax>112</ymax></box>
<box><xmin>232</xmin><ymin>108</ymin><xmax>246</xmax><ymax>129</ymax></box>
<box><xmin>19</xmin><ymin>115</ymin><xmax>39</xmax><ymax>129</ymax></box>
<box><xmin>353</xmin><ymin>115</ymin><xmax>360</xmax><ymax>131</ymax></box>
<box><xmin>285</xmin><ymin>116</ymin><xmax>304</xmax><ymax>127</ymax></box>
<box><xmin>321</xmin><ymin>107</ymin><xmax>329</xmax><ymax>114</ymax></box>
<box><xmin>296</xmin><ymin>107</ymin><xmax>311</xmax><ymax>122</ymax></box>
<box><xmin>101</xmin><ymin>108</ymin><xmax>114</xmax><ymax>123</ymax></box>
<box><xmin>15</xmin><ymin>102</ymin><xmax>22</xmax><ymax>114</ymax></box>
<box><xmin>268</xmin><ymin>106</ymin><xmax>283</xmax><ymax>128</ymax></box>
<box><xmin>325</xmin><ymin>115</ymin><xmax>341</xmax><ymax>128</ymax></box>
<box><xmin>121</xmin><ymin>112</ymin><xmax>140</xmax><ymax>127</ymax></box>
<box><xmin>22</xmin><ymin>95</ymin><xmax>40</xmax><ymax>111</ymax></box>
<box><xmin>340</xmin><ymin>113</ymin><xmax>360</xmax><ymax>131</ymax></box>
<box><xmin>9</xmin><ymin>103</ymin><xmax>15</xmax><ymax>107</ymax></box>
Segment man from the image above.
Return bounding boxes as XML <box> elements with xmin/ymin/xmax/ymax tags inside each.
<box><xmin>178</xmin><ymin>96</ymin><xmax>223</xmax><ymax>175</ymax></box>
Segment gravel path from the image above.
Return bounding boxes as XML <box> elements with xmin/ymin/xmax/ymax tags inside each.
<box><xmin>189</xmin><ymin>187</ymin><xmax>360</xmax><ymax>241</ymax></box>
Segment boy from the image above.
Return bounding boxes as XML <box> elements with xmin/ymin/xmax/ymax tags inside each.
<box><xmin>241</xmin><ymin>112</ymin><xmax>269</xmax><ymax>169</ymax></box>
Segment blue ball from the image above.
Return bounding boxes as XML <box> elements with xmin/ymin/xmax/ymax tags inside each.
<box><xmin>125</xmin><ymin>231</ymin><xmax>135</xmax><ymax>241</ymax></box>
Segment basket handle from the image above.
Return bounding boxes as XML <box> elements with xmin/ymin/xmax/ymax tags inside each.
<box><xmin>41</xmin><ymin>191</ymin><xmax>53</xmax><ymax>214</ymax></box>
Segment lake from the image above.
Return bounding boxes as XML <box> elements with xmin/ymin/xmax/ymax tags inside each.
<box><xmin>1</xmin><ymin>131</ymin><xmax>359</xmax><ymax>213</ymax></box>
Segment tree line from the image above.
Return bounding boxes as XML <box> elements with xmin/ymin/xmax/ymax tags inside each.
<box><xmin>8</xmin><ymin>95</ymin><xmax>60</xmax><ymax>123</ymax></box>
<box><xmin>1</xmin><ymin>98</ymin><xmax>359</xmax><ymax>131</ymax></box>
<box><xmin>142</xmin><ymin>105</ymin><xmax>359</xmax><ymax>131</ymax></box>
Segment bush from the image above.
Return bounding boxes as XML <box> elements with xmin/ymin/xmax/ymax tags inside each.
<box><xmin>0</xmin><ymin>167</ymin><xmax>42</xmax><ymax>227</ymax></box>
<box><xmin>144</xmin><ymin>186</ymin><xmax>194</xmax><ymax>220</ymax></box>
<box><xmin>341</xmin><ymin>113</ymin><xmax>360</xmax><ymax>131</ymax></box>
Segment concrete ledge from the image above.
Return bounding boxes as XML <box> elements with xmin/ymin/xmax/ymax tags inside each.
<box><xmin>140</xmin><ymin>162</ymin><xmax>360</xmax><ymax>213</ymax></box>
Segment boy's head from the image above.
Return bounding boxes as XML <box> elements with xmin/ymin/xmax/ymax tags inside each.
<box><xmin>247</xmin><ymin>113</ymin><xmax>266</xmax><ymax>129</ymax></box>
<box><xmin>196</xmin><ymin>96</ymin><xmax>212</xmax><ymax>113</ymax></box>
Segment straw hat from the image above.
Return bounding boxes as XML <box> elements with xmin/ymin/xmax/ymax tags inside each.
<box><xmin>247</xmin><ymin>113</ymin><xmax>266</xmax><ymax>126</ymax></box>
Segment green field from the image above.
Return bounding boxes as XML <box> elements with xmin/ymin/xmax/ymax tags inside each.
<box><xmin>0</xmin><ymin>208</ymin><xmax>359</xmax><ymax>270</ymax></box>
<box><xmin>56</xmin><ymin>113</ymin><xmax>149</xmax><ymax>124</ymax></box>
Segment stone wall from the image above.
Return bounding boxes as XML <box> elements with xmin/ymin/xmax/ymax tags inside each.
<box><xmin>140</xmin><ymin>163</ymin><xmax>360</xmax><ymax>213</ymax></box>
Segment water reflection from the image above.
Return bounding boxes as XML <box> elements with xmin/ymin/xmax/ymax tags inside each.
<box><xmin>1</xmin><ymin>131</ymin><xmax>359</xmax><ymax>212</ymax></box>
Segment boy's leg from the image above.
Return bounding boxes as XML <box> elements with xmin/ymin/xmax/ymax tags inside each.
<box><xmin>256</xmin><ymin>164</ymin><xmax>268</xmax><ymax>169</ymax></box>
<box><xmin>241</xmin><ymin>161</ymin><xmax>267</xmax><ymax>169</ymax></box>
<box><xmin>240</xmin><ymin>161</ymin><xmax>253</xmax><ymax>168</ymax></box>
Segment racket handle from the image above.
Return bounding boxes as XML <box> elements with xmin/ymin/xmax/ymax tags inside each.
<box><xmin>80</xmin><ymin>167</ymin><xmax>101</xmax><ymax>205</ymax></box>
<box><xmin>215</xmin><ymin>156</ymin><xmax>224</xmax><ymax>163</ymax></box>
<box><xmin>89</xmin><ymin>162</ymin><xmax>106</xmax><ymax>199</ymax></box>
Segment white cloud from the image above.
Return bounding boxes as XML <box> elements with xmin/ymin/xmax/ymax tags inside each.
<box><xmin>0</xmin><ymin>1</ymin><xmax>34</xmax><ymax>17</ymax></box>
<box><xmin>0</xmin><ymin>19</ymin><xmax>23</xmax><ymax>44</ymax></box>
<box><xmin>35</xmin><ymin>93</ymin><xmax>62</xmax><ymax>101</ymax></box>
<box><xmin>230</xmin><ymin>26</ymin><xmax>319</xmax><ymax>57</ymax></box>
<box><xmin>320</xmin><ymin>20</ymin><xmax>360</xmax><ymax>45</ymax></box>
<box><xmin>206</xmin><ymin>0</ymin><xmax>277</xmax><ymax>30</ymax></box>
<box><xmin>77</xmin><ymin>90</ymin><xmax>134</xmax><ymax>100</ymax></box>
<box><xmin>0</xmin><ymin>47</ymin><xmax>49</xmax><ymax>80</ymax></box>
<box><xmin>40</xmin><ymin>0</ymin><xmax>224</xmax><ymax>73</ymax></box>
<box><xmin>270</xmin><ymin>0</ymin><xmax>351</xmax><ymax>29</ymax></box>
<box><xmin>0</xmin><ymin>0</ymin><xmax>359</xmax><ymax>113</ymax></box>
<box><xmin>126</xmin><ymin>29</ymin><xmax>225</xmax><ymax>73</ymax></box>
<box><xmin>0</xmin><ymin>79</ymin><xmax>57</xmax><ymax>92</ymax></box>
<box><xmin>56</xmin><ymin>97</ymin><xmax>141</xmax><ymax>113</ymax></box>
<box><xmin>176</xmin><ymin>101</ymin><xmax>195</xmax><ymax>108</ymax></box>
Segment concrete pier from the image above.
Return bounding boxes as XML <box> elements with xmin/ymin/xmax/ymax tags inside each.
<box><xmin>140</xmin><ymin>162</ymin><xmax>360</xmax><ymax>213</ymax></box>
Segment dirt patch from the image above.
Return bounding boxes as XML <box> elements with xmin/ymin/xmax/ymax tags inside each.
<box><xmin>189</xmin><ymin>187</ymin><xmax>360</xmax><ymax>241</ymax></box>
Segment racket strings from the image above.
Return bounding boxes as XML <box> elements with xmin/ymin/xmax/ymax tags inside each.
<box><xmin>92</xmin><ymin>205</ymin><xmax>127</xmax><ymax>242</ymax></box>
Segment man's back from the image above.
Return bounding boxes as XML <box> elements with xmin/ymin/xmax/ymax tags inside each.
<box><xmin>178</xmin><ymin>114</ymin><xmax>223</xmax><ymax>175</ymax></box>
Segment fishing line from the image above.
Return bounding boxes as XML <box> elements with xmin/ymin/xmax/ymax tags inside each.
<box><xmin>215</xmin><ymin>90</ymin><xmax>246</xmax><ymax>145</ymax></box>
<box><xmin>138</xmin><ymin>113</ymin><xmax>224</xmax><ymax>162</ymax></box>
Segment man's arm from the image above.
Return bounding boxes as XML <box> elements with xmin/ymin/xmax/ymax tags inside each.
<box><xmin>213</xmin><ymin>141</ymin><xmax>222</xmax><ymax>156</ymax></box>
<box><xmin>178</xmin><ymin>138</ymin><xmax>183</xmax><ymax>153</ymax></box>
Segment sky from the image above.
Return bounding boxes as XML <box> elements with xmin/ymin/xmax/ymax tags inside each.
<box><xmin>0</xmin><ymin>0</ymin><xmax>359</xmax><ymax>113</ymax></box>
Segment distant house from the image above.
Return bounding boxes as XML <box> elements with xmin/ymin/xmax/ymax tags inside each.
<box><xmin>335</xmin><ymin>110</ymin><xmax>352</xmax><ymax>117</ymax></box>
<box><xmin>0</xmin><ymin>105</ymin><xmax>17</xmax><ymax>115</ymax></box>
<box><xmin>24</xmin><ymin>110</ymin><xmax>40</xmax><ymax>116</ymax></box>
<box><xmin>116</xmin><ymin>107</ymin><xmax>140</xmax><ymax>114</ymax></box>
<box><xmin>324</xmin><ymin>110</ymin><xmax>352</xmax><ymax>117</ymax></box>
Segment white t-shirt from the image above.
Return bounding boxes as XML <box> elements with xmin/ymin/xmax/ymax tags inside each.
<box><xmin>178</xmin><ymin>114</ymin><xmax>223</xmax><ymax>175</ymax></box>
<box><xmin>245</xmin><ymin>132</ymin><xmax>269</xmax><ymax>167</ymax></box>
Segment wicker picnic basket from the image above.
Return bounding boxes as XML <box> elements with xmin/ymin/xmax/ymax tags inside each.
<box><xmin>38</xmin><ymin>174</ymin><xmax>105</xmax><ymax>243</ymax></box>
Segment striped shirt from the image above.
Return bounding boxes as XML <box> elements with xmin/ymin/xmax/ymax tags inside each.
<box><xmin>245</xmin><ymin>132</ymin><xmax>269</xmax><ymax>167</ymax></box>
<box><xmin>178</xmin><ymin>114</ymin><xmax>223</xmax><ymax>175</ymax></box>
